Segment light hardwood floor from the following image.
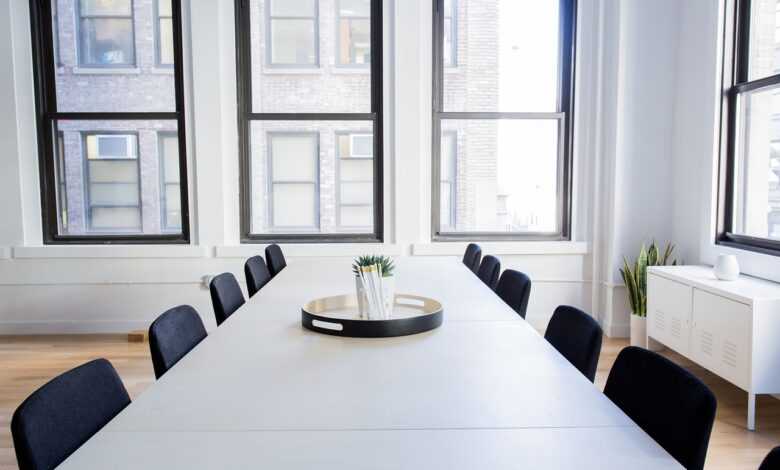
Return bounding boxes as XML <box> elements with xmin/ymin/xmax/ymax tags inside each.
<box><xmin>1</xmin><ymin>334</ymin><xmax>779</xmax><ymax>469</ymax></box>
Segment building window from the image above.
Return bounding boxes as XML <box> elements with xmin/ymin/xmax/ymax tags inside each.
<box><xmin>432</xmin><ymin>0</ymin><xmax>576</xmax><ymax>240</ymax></box>
<box><xmin>159</xmin><ymin>132</ymin><xmax>181</xmax><ymax>231</ymax></box>
<box><xmin>237</xmin><ymin>0</ymin><xmax>383</xmax><ymax>242</ymax></box>
<box><xmin>31</xmin><ymin>0</ymin><xmax>189</xmax><ymax>243</ymax></box>
<box><xmin>443</xmin><ymin>0</ymin><xmax>456</xmax><ymax>67</ymax></box>
<box><xmin>267</xmin><ymin>132</ymin><xmax>320</xmax><ymax>230</ymax></box>
<box><xmin>337</xmin><ymin>132</ymin><xmax>373</xmax><ymax>228</ymax></box>
<box><xmin>337</xmin><ymin>0</ymin><xmax>370</xmax><ymax>66</ymax></box>
<box><xmin>265</xmin><ymin>0</ymin><xmax>319</xmax><ymax>67</ymax></box>
<box><xmin>155</xmin><ymin>0</ymin><xmax>174</xmax><ymax>66</ymax></box>
<box><xmin>52</xmin><ymin>0</ymin><xmax>61</xmax><ymax>66</ymax></box>
<box><xmin>720</xmin><ymin>0</ymin><xmax>780</xmax><ymax>253</ymax></box>
<box><xmin>84</xmin><ymin>133</ymin><xmax>142</xmax><ymax>232</ymax></box>
<box><xmin>440</xmin><ymin>131</ymin><xmax>457</xmax><ymax>229</ymax></box>
<box><xmin>77</xmin><ymin>0</ymin><xmax>136</xmax><ymax>67</ymax></box>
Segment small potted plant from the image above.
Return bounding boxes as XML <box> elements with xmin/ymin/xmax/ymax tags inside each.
<box><xmin>352</xmin><ymin>255</ymin><xmax>396</xmax><ymax>319</ymax></box>
<box><xmin>620</xmin><ymin>241</ymin><xmax>677</xmax><ymax>348</ymax></box>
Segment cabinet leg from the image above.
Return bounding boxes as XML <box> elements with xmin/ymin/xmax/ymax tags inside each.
<box><xmin>748</xmin><ymin>393</ymin><xmax>756</xmax><ymax>431</ymax></box>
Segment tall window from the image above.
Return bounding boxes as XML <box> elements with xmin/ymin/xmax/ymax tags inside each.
<box><xmin>84</xmin><ymin>133</ymin><xmax>141</xmax><ymax>232</ymax></box>
<box><xmin>156</xmin><ymin>0</ymin><xmax>174</xmax><ymax>66</ymax></box>
<box><xmin>77</xmin><ymin>0</ymin><xmax>136</xmax><ymax>67</ymax></box>
<box><xmin>31</xmin><ymin>0</ymin><xmax>189</xmax><ymax>243</ymax></box>
<box><xmin>432</xmin><ymin>0</ymin><xmax>576</xmax><ymax>240</ymax></box>
<box><xmin>337</xmin><ymin>0</ymin><xmax>371</xmax><ymax>66</ymax></box>
<box><xmin>720</xmin><ymin>0</ymin><xmax>780</xmax><ymax>253</ymax></box>
<box><xmin>265</xmin><ymin>0</ymin><xmax>319</xmax><ymax>67</ymax></box>
<box><xmin>237</xmin><ymin>0</ymin><xmax>383</xmax><ymax>242</ymax></box>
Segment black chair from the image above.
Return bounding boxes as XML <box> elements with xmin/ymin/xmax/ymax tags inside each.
<box><xmin>544</xmin><ymin>305</ymin><xmax>603</xmax><ymax>382</ymax></box>
<box><xmin>495</xmin><ymin>269</ymin><xmax>532</xmax><ymax>318</ymax></box>
<box><xmin>148</xmin><ymin>305</ymin><xmax>207</xmax><ymax>379</ymax></box>
<box><xmin>210</xmin><ymin>273</ymin><xmax>246</xmax><ymax>326</ymax></box>
<box><xmin>265</xmin><ymin>244</ymin><xmax>287</xmax><ymax>277</ymax></box>
<box><xmin>244</xmin><ymin>256</ymin><xmax>272</xmax><ymax>298</ymax></box>
<box><xmin>477</xmin><ymin>255</ymin><xmax>500</xmax><ymax>290</ymax></box>
<box><xmin>11</xmin><ymin>359</ymin><xmax>130</xmax><ymax>470</ymax></box>
<box><xmin>759</xmin><ymin>447</ymin><xmax>780</xmax><ymax>470</ymax></box>
<box><xmin>604</xmin><ymin>347</ymin><xmax>717</xmax><ymax>470</ymax></box>
<box><xmin>462</xmin><ymin>243</ymin><xmax>482</xmax><ymax>273</ymax></box>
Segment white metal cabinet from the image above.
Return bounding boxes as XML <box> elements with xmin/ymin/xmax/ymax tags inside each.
<box><xmin>647</xmin><ymin>275</ymin><xmax>692</xmax><ymax>355</ymax></box>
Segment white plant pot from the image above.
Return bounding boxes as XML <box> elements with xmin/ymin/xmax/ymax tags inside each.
<box><xmin>355</xmin><ymin>275</ymin><xmax>395</xmax><ymax>319</ymax></box>
<box><xmin>714</xmin><ymin>254</ymin><xmax>740</xmax><ymax>281</ymax></box>
<box><xmin>630</xmin><ymin>314</ymin><xmax>647</xmax><ymax>348</ymax></box>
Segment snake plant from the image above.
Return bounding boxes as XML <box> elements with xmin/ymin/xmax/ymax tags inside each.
<box><xmin>352</xmin><ymin>255</ymin><xmax>395</xmax><ymax>277</ymax></box>
<box><xmin>620</xmin><ymin>241</ymin><xmax>677</xmax><ymax>317</ymax></box>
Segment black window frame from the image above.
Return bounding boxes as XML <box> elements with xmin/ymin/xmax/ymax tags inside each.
<box><xmin>235</xmin><ymin>0</ymin><xmax>384</xmax><ymax>244</ymax></box>
<box><xmin>718</xmin><ymin>0</ymin><xmax>780</xmax><ymax>256</ymax></box>
<box><xmin>29</xmin><ymin>0</ymin><xmax>191</xmax><ymax>244</ymax></box>
<box><xmin>431</xmin><ymin>0</ymin><xmax>577</xmax><ymax>242</ymax></box>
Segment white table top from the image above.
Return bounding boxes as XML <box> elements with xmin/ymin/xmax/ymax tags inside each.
<box><xmin>59</xmin><ymin>258</ymin><xmax>683</xmax><ymax>469</ymax></box>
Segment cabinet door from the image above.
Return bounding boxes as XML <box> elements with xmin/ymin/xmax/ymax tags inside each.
<box><xmin>647</xmin><ymin>274</ymin><xmax>692</xmax><ymax>355</ymax></box>
<box><xmin>691</xmin><ymin>289</ymin><xmax>750</xmax><ymax>390</ymax></box>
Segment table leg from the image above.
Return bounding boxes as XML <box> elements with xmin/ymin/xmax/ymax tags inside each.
<box><xmin>748</xmin><ymin>392</ymin><xmax>756</xmax><ymax>431</ymax></box>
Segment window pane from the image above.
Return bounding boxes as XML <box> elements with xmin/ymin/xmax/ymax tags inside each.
<box><xmin>53</xmin><ymin>119</ymin><xmax>181</xmax><ymax>236</ymax></box>
<box><xmin>341</xmin><ymin>181</ymin><xmax>372</xmax><ymax>204</ymax></box>
<box><xmin>158</xmin><ymin>17</ymin><xmax>174</xmax><ymax>65</ymax></box>
<box><xmin>340</xmin><ymin>205</ymin><xmax>372</xmax><ymax>227</ymax></box>
<box><xmin>249</xmin><ymin>121</ymin><xmax>374</xmax><ymax>234</ymax></box>
<box><xmin>732</xmin><ymin>86</ymin><xmax>780</xmax><ymax>239</ymax></box>
<box><xmin>250</xmin><ymin>0</ymin><xmax>371</xmax><ymax>113</ymax></box>
<box><xmin>270</xmin><ymin>134</ymin><xmax>318</xmax><ymax>181</ymax></box>
<box><xmin>339</xmin><ymin>0</ymin><xmax>370</xmax><ymax>17</ymax></box>
<box><xmin>443</xmin><ymin>0</ymin><xmax>559</xmax><ymax>112</ymax></box>
<box><xmin>270</xmin><ymin>0</ymin><xmax>316</xmax><ymax>17</ymax></box>
<box><xmin>161</xmin><ymin>134</ymin><xmax>180</xmax><ymax>184</ymax></box>
<box><xmin>80</xmin><ymin>0</ymin><xmax>132</xmax><ymax>16</ymax></box>
<box><xmin>272</xmin><ymin>184</ymin><xmax>317</xmax><ymax>228</ymax></box>
<box><xmin>748</xmin><ymin>1</ymin><xmax>780</xmax><ymax>80</ymax></box>
<box><xmin>79</xmin><ymin>18</ymin><xmax>135</xmax><ymax>66</ymax></box>
<box><xmin>441</xmin><ymin>181</ymin><xmax>453</xmax><ymax>227</ymax></box>
<box><xmin>338</xmin><ymin>18</ymin><xmax>371</xmax><ymax>65</ymax></box>
<box><xmin>443</xmin><ymin>17</ymin><xmax>455</xmax><ymax>67</ymax></box>
<box><xmin>270</xmin><ymin>19</ymin><xmax>317</xmax><ymax>65</ymax></box>
<box><xmin>158</xmin><ymin>0</ymin><xmax>172</xmax><ymax>16</ymax></box>
<box><xmin>439</xmin><ymin>119</ymin><xmax>560</xmax><ymax>233</ymax></box>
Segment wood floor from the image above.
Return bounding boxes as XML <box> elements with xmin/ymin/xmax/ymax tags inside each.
<box><xmin>1</xmin><ymin>334</ymin><xmax>779</xmax><ymax>469</ymax></box>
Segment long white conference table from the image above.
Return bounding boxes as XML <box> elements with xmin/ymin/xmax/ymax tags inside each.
<box><xmin>59</xmin><ymin>257</ymin><xmax>683</xmax><ymax>469</ymax></box>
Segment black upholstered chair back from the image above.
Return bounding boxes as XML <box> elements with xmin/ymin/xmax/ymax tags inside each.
<box><xmin>604</xmin><ymin>347</ymin><xmax>717</xmax><ymax>470</ymax></box>
<box><xmin>495</xmin><ymin>269</ymin><xmax>532</xmax><ymax>318</ymax></box>
<box><xmin>759</xmin><ymin>447</ymin><xmax>780</xmax><ymax>470</ymax></box>
<box><xmin>210</xmin><ymin>273</ymin><xmax>246</xmax><ymax>326</ymax></box>
<box><xmin>11</xmin><ymin>359</ymin><xmax>130</xmax><ymax>470</ymax></box>
<box><xmin>544</xmin><ymin>305</ymin><xmax>603</xmax><ymax>382</ymax></box>
<box><xmin>244</xmin><ymin>256</ymin><xmax>272</xmax><ymax>298</ymax></box>
<box><xmin>477</xmin><ymin>255</ymin><xmax>501</xmax><ymax>290</ymax></box>
<box><xmin>148</xmin><ymin>305</ymin><xmax>207</xmax><ymax>379</ymax></box>
<box><xmin>265</xmin><ymin>244</ymin><xmax>287</xmax><ymax>277</ymax></box>
<box><xmin>462</xmin><ymin>243</ymin><xmax>482</xmax><ymax>273</ymax></box>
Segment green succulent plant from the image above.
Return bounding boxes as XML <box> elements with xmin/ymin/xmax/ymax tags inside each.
<box><xmin>352</xmin><ymin>255</ymin><xmax>395</xmax><ymax>277</ymax></box>
<box><xmin>619</xmin><ymin>241</ymin><xmax>677</xmax><ymax>317</ymax></box>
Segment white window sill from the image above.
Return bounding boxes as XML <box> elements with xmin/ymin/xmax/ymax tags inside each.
<box><xmin>215</xmin><ymin>243</ymin><xmax>403</xmax><ymax>259</ymax></box>
<box><xmin>72</xmin><ymin>67</ymin><xmax>141</xmax><ymax>75</ymax></box>
<box><xmin>11</xmin><ymin>245</ymin><xmax>210</xmax><ymax>259</ymax></box>
<box><xmin>412</xmin><ymin>241</ymin><xmax>589</xmax><ymax>256</ymax></box>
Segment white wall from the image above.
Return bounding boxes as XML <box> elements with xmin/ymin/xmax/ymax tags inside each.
<box><xmin>0</xmin><ymin>0</ymin><xmax>600</xmax><ymax>335</ymax></box>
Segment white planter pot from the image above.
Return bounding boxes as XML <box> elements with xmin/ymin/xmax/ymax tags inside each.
<box><xmin>630</xmin><ymin>314</ymin><xmax>647</xmax><ymax>348</ymax></box>
<box><xmin>714</xmin><ymin>254</ymin><xmax>740</xmax><ymax>281</ymax></box>
<box><xmin>355</xmin><ymin>275</ymin><xmax>395</xmax><ymax>319</ymax></box>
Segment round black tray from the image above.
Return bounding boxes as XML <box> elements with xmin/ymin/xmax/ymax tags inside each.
<box><xmin>301</xmin><ymin>293</ymin><xmax>443</xmax><ymax>338</ymax></box>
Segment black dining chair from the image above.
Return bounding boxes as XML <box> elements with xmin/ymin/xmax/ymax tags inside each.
<box><xmin>495</xmin><ymin>269</ymin><xmax>532</xmax><ymax>318</ymax></box>
<box><xmin>148</xmin><ymin>305</ymin><xmax>207</xmax><ymax>379</ymax></box>
<box><xmin>210</xmin><ymin>273</ymin><xmax>246</xmax><ymax>326</ymax></box>
<box><xmin>265</xmin><ymin>244</ymin><xmax>287</xmax><ymax>277</ymax></box>
<box><xmin>11</xmin><ymin>359</ymin><xmax>131</xmax><ymax>470</ymax></box>
<box><xmin>245</xmin><ymin>255</ymin><xmax>272</xmax><ymax>298</ymax></box>
<box><xmin>759</xmin><ymin>447</ymin><xmax>780</xmax><ymax>470</ymax></box>
<box><xmin>604</xmin><ymin>347</ymin><xmax>717</xmax><ymax>470</ymax></box>
<box><xmin>477</xmin><ymin>255</ymin><xmax>501</xmax><ymax>290</ymax></box>
<box><xmin>544</xmin><ymin>305</ymin><xmax>603</xmax><ymax>382</ymax></box>
<box><xmin>462</xmin><ymin>243</ymin><xmax>482</xmax><ymax>274</ymax></box>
